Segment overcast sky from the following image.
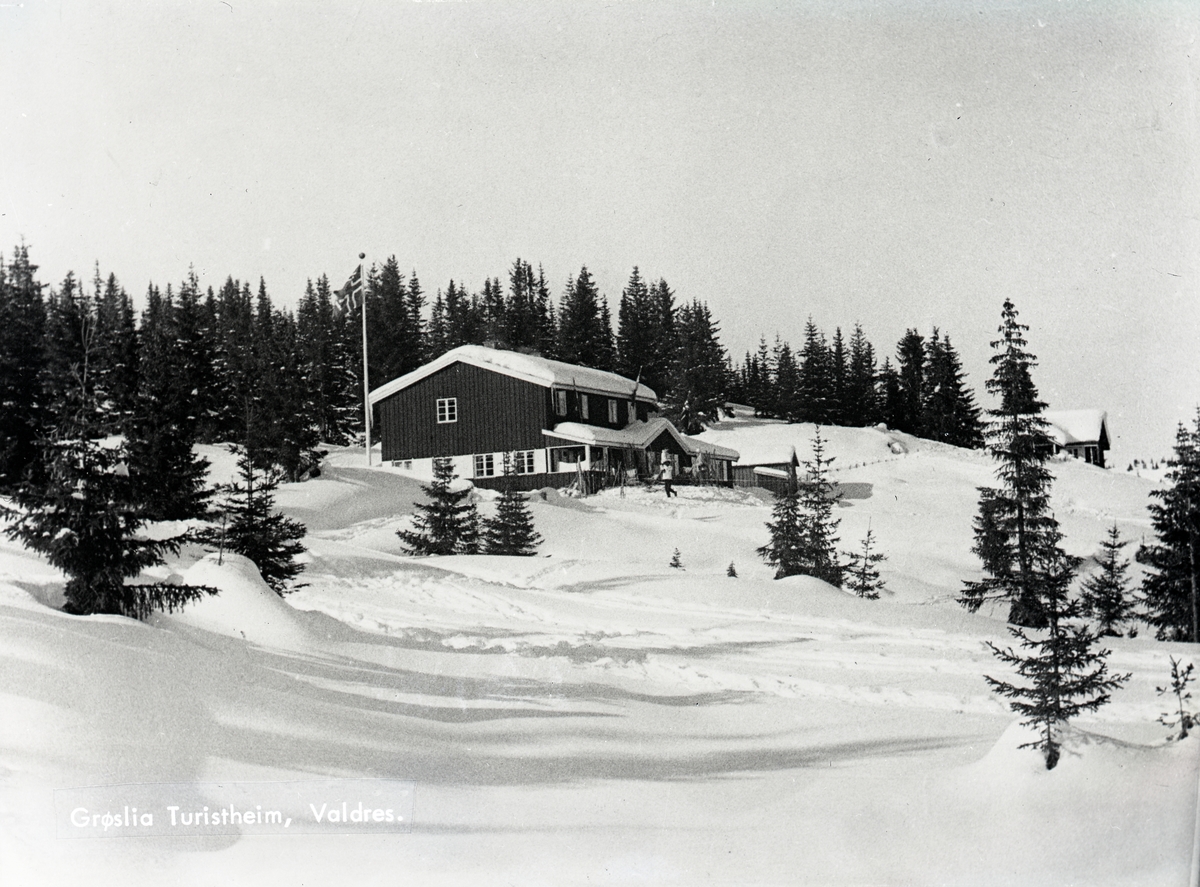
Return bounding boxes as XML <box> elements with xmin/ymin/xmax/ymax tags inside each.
<box><xmin>3</xmin><ymin>0</ymin><xmax>1198</xmax><ymax>461</ymax></box>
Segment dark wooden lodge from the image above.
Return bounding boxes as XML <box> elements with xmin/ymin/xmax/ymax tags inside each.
<box><xmin>369</xmin><ymin>345</ymin><xmax>738</xmax><ymax>491</ymax></box>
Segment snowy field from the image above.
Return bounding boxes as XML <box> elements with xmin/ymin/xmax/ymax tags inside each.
<box><xmin>0</xmin><ymin>416</ymin><xmax>1196</xmax><ymax>886</ymax></box>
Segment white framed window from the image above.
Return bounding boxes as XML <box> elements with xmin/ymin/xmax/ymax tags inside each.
<box><xmin>514</xmin><ymin>450</ymin><xmax>536</xmax><ymax>475</ymax></box>
<box><xmin>474</xmin><ymin>453</ymin><xmax>495</xmax><ymax>477</ymax></box>
<box><xmin>437</xmin><ymin>397</ymin><xmax>458</xmax><ymax>424</ymax></box>
<box><xmin>580</xmin><ymin>394</ymin><xmax>590</xmax><ymax>420</ymax></box>
<box><xmin>607</xmin><ymin>399</ymin><xmax>618</xmax><ymax>423</ymax></box>
<box><xmin>554</xmin><ymin>389</ymin><xmax>568</xmax><ymax>416</ymax></box>
<box><xmin>392</xmin><ymin>459</ymin><xmax>413</xmax><ymax>470</ymax></box>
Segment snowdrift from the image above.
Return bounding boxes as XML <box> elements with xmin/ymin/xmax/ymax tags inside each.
<box><xmin>150</xmin><ymin>553</ymin><xmax>315</xmax><ymax>650</ymax></box>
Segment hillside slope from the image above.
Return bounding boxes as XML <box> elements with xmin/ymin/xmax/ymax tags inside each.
<box><xmin>0</xmin><ymin>421</ymin><xmax>1194</xmax><ymax>887</ymax></box>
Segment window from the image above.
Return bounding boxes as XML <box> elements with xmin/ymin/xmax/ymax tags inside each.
<box><xmin>580</xmin><ymin>394</ymin><xmax>590</xmax><ymax>420</ymax></box>
<box><xmin>554</xmin><ymin>389</ymin><xmax>568</xmax><ymax>416</ymax></box>
<box><xmin>549</xmin><ymin>446</ymin><xmax>586</xmax><ymax>472</ymax></box>
<box><xmin>437</xmin><ymin>397</ymin><xmax>457</xmax><ymax>424</ymax></box>
<box><xmin>474</xmin><ymin>453</ymin><xmax>495</xmax><ymax>477</ymax></box>
<box><xmin>607</xmin><ymin>399</ymin><xmax>618</xmax><ymax>424</ymax></box>
<box><xmin>392</xmin><ymin>459</ymin><xmax>413</xmax><ymax>470</ymax></box>
<box><xmin>514</xmin><ymin>450</ymin><xmax>536</xmax><ymax>475</ymax></box>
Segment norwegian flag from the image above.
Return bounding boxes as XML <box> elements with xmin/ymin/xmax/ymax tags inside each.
<box><xmin>335</xmin><ymin>264</ymin><xmax>364</xmax><ymax>313</ymax></box>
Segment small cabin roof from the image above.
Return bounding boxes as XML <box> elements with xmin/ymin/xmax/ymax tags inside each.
<box><xmin>369</xmin><ymin>345</ymin><xmax>658</xmax><ymax>406</ymax></box>
<box><xmin>1043</xmin><ymin>410</ymin><xmax>1109</xmax><ymax>447</ymax></box>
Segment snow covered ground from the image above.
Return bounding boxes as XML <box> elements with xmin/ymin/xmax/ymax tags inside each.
<box><xmin>0</xmin><ymin>416</ymin><xmax>1196</xmax><ymax>886</ymax></box>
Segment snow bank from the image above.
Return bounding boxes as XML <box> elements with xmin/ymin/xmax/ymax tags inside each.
<box><xmin>694</xmin><ymin>412</ymin><xmax>942</xmax><ymax>472</ymax></box>
<box><xmin>152</xmin><ymin>553</ymin><xmax>314</xmax><ymax>650</ymax></box>
<box><xmin>946</xmin><ymin>719</ymin><xmax>1200</xmax><ymax>886</ymax></box>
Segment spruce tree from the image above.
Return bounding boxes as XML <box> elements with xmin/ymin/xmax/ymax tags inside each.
<box><xmin>0</xmin><ymin>243</ymin><xmax>47</xmax><ymax>488</ymax></box>
<box><xmin>920</xmin><ymin>330</ymin><xmax>984</xmax><ymax>448</ymax></box>
<box><xmin>399</xmin><ymin>457</ymin><xmax>481</xmax><ymax>555</ymax></box>
<box><xmin>845</xmin><ymin>323</ymin><xmax>878</xmax><ymax>427</ymax></box>
<box><xmin>616</xmin><ymin>266</ymin><xmax>653</xmax><ymax>383</ymax></box>
<box><xmin>558</xmin><ymin>266</ymin><xmax>612</xmax><ymax>370</ymax></box>
<box><xmin>173</xmin><ymin>269</ymin><xmax>220</xmax><ymax>444</ymax></box>
<box><xmin>504</xmin><ymin>259</ymin><xmax>541</xmax><ymax>353</ymax></box>
<box><xmin>797</xmin><ymin>318</ymin><xmax>831</xmax><ymax>424</ymax></box>
<box><xmin>42</xmin><ymin>272</ymin><xmax>88</xmax><ymax>402</ymax></box>
<box><xmin>878</xmin><ymin>358</ymin><xmax>904</xmax><ymax>431</ymax></box>
<box><xmin>895</xmin><ymin>329</ymin><xmax>926</xmax><ymax>435</ymax></box>
<box><xmin>427</xmin><ymin>287</ymin><xmax>447</xmax><ymax>358</ymax></box>
<box><xmin>773</xmin><ymin>340</ymin><xmax>801</xmax><ymax>423</ymax></box>
<box><xmin>215</xmin><ymin>444</ymin><xmax>308</xmax><ymax>595</ymax></box>
<box><xmin>4</xmin><ymin>310</ymin><xmax>215</xmax><ymax>618</ymax></box>
<box><xmin>255</xmin><ymin>301</ymin><xmax>321</xmax><ymax>481</ymax></box>
<box><xmin>1080</xmin><ymin>524</ymin><xmax>1135</xmax><ymax>637</ymax></box>
<box><xmin>483</xmin><ymin>457</ymin><xmax>542</xmax><ymax>556</ymax></box>
<box><xmin>297</xmin><ymin>278</ymin><xmax>332</xmax><ymax>439</ymax></box>
<box><xmin>1138</xmin><ymin>413</ymin><xmax>1200</xmax><ymax>641</ymax></box>
<box><xmin>533</xmin><ymin>265</ymin><xmax>558</xmax><ymax>359</ymax></box>
<box><xmin>366</xmin><ymin>257</ymin><xmax>423</xmax><ymax>383</ymax></box>
<box><xmin>753</xmin><ymin>336</ymin><xmax>775</xmax><ymax>418</ymax></box>
<box><xmin>662</xmin><ymin>300</ymin><xmax>726</xmax><ymax>434</ymax></box>
<box><xmin>844</xmin><ymin>524</ymin><xmax>887</xmax><ymax>599</ymax></box>
<box><xmin>645</xmin><ymin>278</ymin><xmax>677</xmax><ymax>397</ymax></box>
<box><xmin>669</xmin><ymin>548</ymin><xmax>684</xmax><ymax>569</ymax></box>
<box><xmin>960</xmin><ymin>299</ymin><xmax>1061</xmax><ymax>628</ymax></box>
<box><xmin>126</xmin><ymin>283</ymin><xmax>213</xmax><ymax>522</ymax></box>
<box><xmin>92</xmin><ymin>268</ymin><xmax>139</xmax><ymax>420</ymax></box>
<box><xmin>758</xmin><ymin>458</ymin><xmax>805</xmax><ymax>579</ymax></box>
<box><xmin>829</xmin><ymin>327</ymin><xmax>848</xmax><ymax>427</ymax></box>
<box><xmin>727</xmin><ymin>562</ymin><xmax>738</xmax><ymax>578</ymax></box>
<box><xmin>758</xmin><ymin>430</ymin><xmax>843</xmax><ymax>586</ymax></box>
<box><xmin>796</xmin><ymin>427</ymin><xmax>844</xmax><ymax>587</ymax></box>
<box><xmin>984</xmin><ymin>532</ymin><xmax>1130</xmax><ymax>770</ymax></box>
<box><xmin>208</xmin><ymin>276</ymin><xmax>257</xmax><ymax>442</ymax></box>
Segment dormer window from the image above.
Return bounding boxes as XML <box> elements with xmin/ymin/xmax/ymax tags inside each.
<box><xmin>607</xmin><ymin>399</ymin><xmax>618</xmax><ymax>423</ymax></box>
<box><xmin>554</xmin><ymin>389</ymin><xmax>568</xmax><ymax>416</ymax></box>
<box><xmin>580</xmin><ymin>394</ymin><xmax>590</xmax><ymax>420</ymax></box>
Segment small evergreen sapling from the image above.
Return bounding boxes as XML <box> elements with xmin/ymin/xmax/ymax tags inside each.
<box><xmin>399</xmin><ymin>457</ymin><xmax>481</xmax><ymax>555</ymax></box>
<box><xmin>1080</xmin><ymin>524</ymin><xmax>1135</xmax><ymax>637</ymax></box>
<box><xmin>216</xmin><ymin>446</ymin><xmax>308</xmax><ymax>595</ymax></box>
<box><xmin>844</xmin><ymin>524</ymin><xmax>887</xmax><ymax>599</ymax></box>
<box><xmin>483</xmin><ymin>456</ymin><xmax>542</xmax><ymax>556</ymax></box>
<box><xmin>985</xmin><ymin>536</ymin><xmax>1130</xmax><ymax>770</ymax></box>
<box><xmin>796</xmin><ymin>428</ymin><xmax>844</xmax><ymax>587</ymax></box>
<box><xmin>670</xmin><ymin>548</ymin><xmax>684</xmax><ymax>569</ymax></box>
<box><xmin>1156</xmin><ymin>656</ymin><xmax>1196</xmax><ymax>740</ymax></box>
<box><xmin>727</xmin><ymin>562</ymin><xmax>738</xmax><ymax>578</ymax></box>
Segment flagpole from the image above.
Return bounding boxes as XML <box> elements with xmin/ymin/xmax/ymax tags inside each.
<box><xmin>359</xmin><ymin>252</ymin><xmax>371</xmax><ymax>467</ymax></box>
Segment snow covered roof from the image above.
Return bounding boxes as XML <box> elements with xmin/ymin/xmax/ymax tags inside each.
<box><xmin>368</xmin><ymin>345</ymin><xmax>658</xmax><ymax>405</ymax></box>
<box><xmin>543</xmin><ymin>419</ymin><xmax>739</xmax><ymax>460</ymax></box>
<box><xmin>1043</xmin><ymin>410</ymin><xmax>1108</xmax><ymax>446</ymax></box>
<box><xmin>684</xmin><ymin>436</ymin><xmax>741</xmax><ymax>461</ymax></box>
<box><xmin>544</xmin><ymin>418</ymin><xmax>690</xmax><ymax>451</ymax></box>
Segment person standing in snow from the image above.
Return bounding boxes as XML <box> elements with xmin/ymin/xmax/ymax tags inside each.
<box><xmin>660</xmin><ymin>453</ymin><xmax>677</xmax><ymax>498</ymax></box>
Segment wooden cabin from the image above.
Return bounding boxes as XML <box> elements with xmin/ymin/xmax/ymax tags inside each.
<box><xmin>1043</xmin><ymin>410</ymin><xmax>1110</xmax><ymax>468</ymax></box>
<box><xmin>368</xmin><ymin>345</ymin><xmax>739</xmax><ymax>491</ymax></box>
